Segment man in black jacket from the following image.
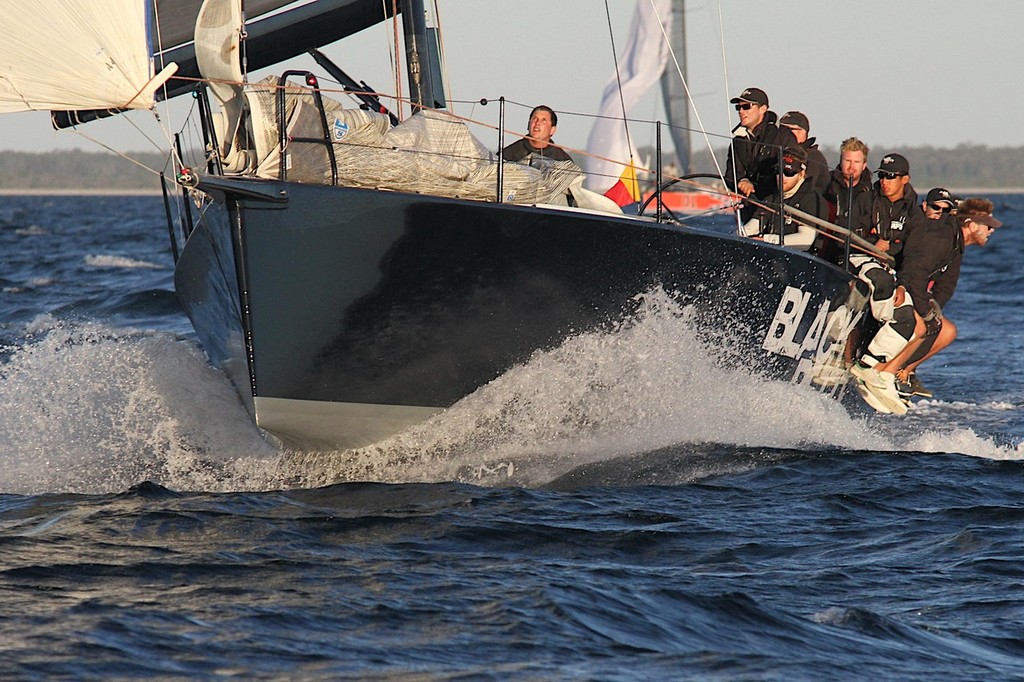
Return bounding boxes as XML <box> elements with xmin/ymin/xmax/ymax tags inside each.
<box><xmin>846</xmin><ymin>153</ymin><xmax>923</xmax><ymax>414</ymax></box>
<box><xmin>779</xmin><ymin>111</ymin><xmax>829</xmax><ymax>196</ymax></box>
<box><xmin>724</xmin><ymin>87</ymin><xmax>797</xmax><ymax>222</ymax></box>
<box><xmin>890</xmin><ymin>194</ymin><xmax>1004</xmax><ymax>398</ymax></box>
<box><xmin>817</xmin><ymin>136</ymin><xmax>874</xmax><ymax>265</ymax></box>
<box><xmin>740</xmin><ymin>146</ymin><xmax>828</xmax><ymax>251</ymax></box>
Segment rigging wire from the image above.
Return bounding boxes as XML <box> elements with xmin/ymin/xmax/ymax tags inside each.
<box><xmin>379</xmin><ymin>0</ymin><xmax>397</xmax><ymax>110</ymax></box>
<box><xmin>430</xmin><ymin>0</ymin><xmax>453</xmax><ymax>107</ymax></box>
<box><xmin>648</xmin><ymin>0</ymin><xmax>727</xmax><ymax>186</ymax></box>
<box><xmin>391</xmin><ymin>0</ymin><xmax>404</xmax><ymax>120</ymax></box>
<box><xmin>602</xmin><ymin>0</ymin><xmax>638</xmax><ymax>200</ymax></box>
<box><xmin>714</xmin><ymin>0</ymin><xmax>743</xmax><ymax>233</ymax></box>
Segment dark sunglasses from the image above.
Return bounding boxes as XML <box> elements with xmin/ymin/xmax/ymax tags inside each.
<box><xmin>782</xmin><ymin>167</ymin><xmax>802</xmax><ymax>177</ymax></box>
<box><xmin>927</xmin><ymin>203</ymin><xmax>950</xmax><ymax>213</ymax></box>
<box><xmin>877</xmin><ymin>170</ymin><xmax>905</xmax><ymax>180</ymax></box>
<box><xmin>734</xmin><ymin>102</ymin><xmax>755</xmax><ymax>111</ymax></box>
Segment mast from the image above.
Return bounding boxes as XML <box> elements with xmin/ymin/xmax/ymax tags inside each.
<box><xmin>659</xmin><ymin>0</ymin><xmax>690</xmax><ymax>175</ymax></box>
<box><xmin>401</xmin><ymin>0</ymin><xmax>447</xmax><ymax>111</ymax></box>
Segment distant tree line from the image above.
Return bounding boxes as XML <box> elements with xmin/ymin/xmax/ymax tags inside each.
<box><xmin>646</xmin><ymin>144</ymin><xmax>1024</xmax><ymax>191</ymax></box>
<box><xmin>0</xmin><ymin>150</ymin><xmax>169</xmax><ymax>191</ymax></box>
<box><xmin>0</xmin><ymin>146</ymin><xmax>1020</xmax><ymax>191</ymax></box>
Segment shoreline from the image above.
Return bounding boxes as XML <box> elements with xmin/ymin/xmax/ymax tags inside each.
<box><xmin>0</xmin><ymin>188</ymin><xmax>163</xmax><ymax>196</ymax></box>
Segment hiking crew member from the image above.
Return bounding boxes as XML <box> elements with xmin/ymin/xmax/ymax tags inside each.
<box><xmin>890</xmin><ymin>195</ymin><xmax>1004</xmax><ymax>398</ymax></box>
<box><xmin>846</xmin><ymin>153</ymin><xmax>923</xmax><ymax>414</ymax></box>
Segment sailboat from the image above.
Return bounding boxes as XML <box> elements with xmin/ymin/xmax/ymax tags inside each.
<box><xmin>0</xmin><ymin>0</ymin><xmax>878</xmax><ymax>451</ymax></box>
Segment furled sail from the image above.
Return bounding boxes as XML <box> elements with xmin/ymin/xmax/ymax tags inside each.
<box><xmin>0</xmin><ymin>0</ymin><xmax>174</xmax><ymax>113</ymax></box>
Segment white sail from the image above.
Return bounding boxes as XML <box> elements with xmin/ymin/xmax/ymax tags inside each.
<box><xmin>0</xmin><ymin>0</ymin><xmax>174</xmax><ymax>113</ymax></box>
<box><xmin>583</xmin><ymin>0</ymin><xmax>671</xmax><ymax>195</ymax></box>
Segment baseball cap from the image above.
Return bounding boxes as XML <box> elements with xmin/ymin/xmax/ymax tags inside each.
<box><xmin>876</xmin><ymin>153</ymin><xmax>910</xmax><ymax>176</ymax></box>
<box><xmin>781</xmin><ymin>146</ymin><xmax>807</xmax><ymax>176</ymax></box>
<box><xmin>779</xmin><ymin>111</ymin><xmax>810</xmax><ymax>132</ymax></box>
<box><xmin>729</xmin><ymin>87</ymin><xmax>768</xmax><ymax>106</ymax></box>
<box><xmin>925</xmin><ymin>187</ymin><xmax>958</xmax><ymax>208</ymax></box>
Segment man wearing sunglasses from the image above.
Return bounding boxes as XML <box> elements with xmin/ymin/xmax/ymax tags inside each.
<box><xmin>888</xmin><ymin>194</ymin><xmax>1004</xmax><ymax>400</ymax></box>
<box><xmin>724</xmin><ymin>87</ymin><xmax>797</xmax><ymax>222</ymax></box>
<box><xmin>868</xmin><ymin>153</ymin><xmax>920</xmax><ymax>267</ymax></box>
<box><xmin>740</xmin><ymin>146</ymin><xmax>828</xmax><ymax>250</ymax></box>
<box><xmin>847</xmin><ymin>153</ymin><xmax>923</xmax><ymax>414</ymax></box>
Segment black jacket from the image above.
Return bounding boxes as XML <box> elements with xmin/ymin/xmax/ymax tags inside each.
<box><xmin>896</xmin><ymin>213</ymin><xmax>963</xmax><ymax>315</ymax></box>
<box><xmin>725</xmin><ymin>111</ymin><xmax>797</xmax><ymax>220</ymax></box>
<box><xmin>868</xmin><ymin>182</ymin><xmax>920</xmax><ymax>267</ymax></box>
<box><xmin>756</xmin><ymin>178</ymin><xmax>829</xmax><ymax>236</ymax></box>
<box><xmin>815</xmin><ymin>167</ymin><xmax>873</xmax><ymax>264</ymax></box>
<box><xmin>824</xmin><ymin>167</ymin><xmax>873</xmax><ymax>235</ymax></box>
<box><xmin>801</xmin><ymin>137</ymin><xmax>830</xmax><ymax>196</ymax></box>
<box><xmin>748</xmin><ymin>178</ymin><xmax>828</xmax><ymax>250</ymax></box>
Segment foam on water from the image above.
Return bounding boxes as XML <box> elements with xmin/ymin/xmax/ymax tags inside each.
<box><xmin>285</xmin><ymin>290</ymin><xmax>1021</xmax><ymax>487</ymax></box>
<box><xmin>0</xmin><ymin>318</ymin><xmax>278</xmax><ymax>495</ymax></box>
<box><xmin>1</xmin><ymin>289</ymin><xmax>1019</xmax><ymax>495</ymax></box>
<box><xmin>84</xmin><ymin>254</ymin><xmax>164</xmax><ymax>270</ymax></box>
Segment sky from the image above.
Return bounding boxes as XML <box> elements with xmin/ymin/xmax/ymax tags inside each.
<box><xmin>2</xmin><ymin>0</ymin><xmax>1022</xmax><ymax>170</ymax></box>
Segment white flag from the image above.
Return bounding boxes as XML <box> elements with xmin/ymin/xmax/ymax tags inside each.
<box><xmin>583</xmin><ymin>0</ymin><xmax>671</xmax><ymax>197</ymax></box>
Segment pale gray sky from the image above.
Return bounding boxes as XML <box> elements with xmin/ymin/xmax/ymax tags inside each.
<box><xmin>2</xmin><ymin>0</ymin><xmax>1021</xmax><ymax>167</ymax></box>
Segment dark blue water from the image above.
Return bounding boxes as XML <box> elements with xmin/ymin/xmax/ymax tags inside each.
<box><xmin>1</xmin><ymin>194</ymin><xmax>1023</xmax><ymax>679</ymax></box>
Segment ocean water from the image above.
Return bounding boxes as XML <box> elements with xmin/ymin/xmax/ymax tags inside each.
<box><xmin>1</xmin><ymin>193</ymin><xmax>1023</xmax><ymax>679</ymax></box>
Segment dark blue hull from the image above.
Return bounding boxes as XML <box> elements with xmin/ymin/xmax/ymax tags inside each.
<box><xmin>175</xmin><ymin>177</ymin><xmax>868</xmax><ymax>450</ymax></box>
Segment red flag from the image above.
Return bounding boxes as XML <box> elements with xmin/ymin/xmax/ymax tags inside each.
<box><xmin>604</xmin><ymin>165</ymin><xmax>641</xmax><ymax>206</ymax></box>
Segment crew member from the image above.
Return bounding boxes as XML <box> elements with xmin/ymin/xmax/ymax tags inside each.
<box><xmin>779</xmin><ymin>111</ymin><xmax>829</xmax><ymax>196</ymax></box>
<box><xmin>724</xmin><ymin>87</ymin><xmax>797</xmax><ymax>223</ymax></box>
<box><xmin>502</xmin><ymin>105</ymin><xmax>574</xmax><ymax>167</ymax></box>
<box><xmin>891</xmin><ymin>194</ymin><xmax>1004</xmax><ymax>399</ymax></box>
<box><xmin>741</xmin><ymin>146</ymin><xmax>828</xmax><ymax>251</ymax></box>
<box><xmin>818</xmin><ymin>136</ymin><xmax>873</xmax><ymax>264</ymax></box>
<box><xmin>847</xmin><ymin>153</ymin><xmax>923</xmax><ymax>414</ymax></box>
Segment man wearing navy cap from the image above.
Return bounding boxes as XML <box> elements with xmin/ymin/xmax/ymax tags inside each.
<box><xmin>740</xmin><ymin>146</ymin><xmax>828</xmax><ymax>251</ymax></box>
<box><xmin>846</xmin><ymin>152</ymin><xmax>923</xmax><ymax>413</ymax></box>
<box><xmin>725</xmin><ymin>87</ymin><xmax>797</xmax><ymax>222</ymax></box>
<box><xmin>779</xmin><ymin>111</ymin><xmax>829</xmax><ymax>196</ymax></box>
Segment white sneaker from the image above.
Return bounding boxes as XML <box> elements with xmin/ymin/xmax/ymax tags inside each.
<box><xmin>855</xmin><ymin>378</ymin><xmax>892</xmax><ymax>414</ymax></box>
<box><xmin>850</xmin><ymin>361</ymin><xmax>883</xmax><ymax>388</ymax></box>
<box><xmin>869</xmin><ymin>371</ymin><xmax>909</xmax><ymax>415</ymax></box>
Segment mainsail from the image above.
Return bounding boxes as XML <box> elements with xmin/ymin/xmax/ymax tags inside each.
<box><xmin>0</xmin><ymin>0</ymin><xmax>174</xmax><ymax>113</ymax></box>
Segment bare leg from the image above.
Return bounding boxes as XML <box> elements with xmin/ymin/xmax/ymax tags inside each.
<box><xmin>904</xmin><ymin>318</ymin><xmax>957</xmax><ymax>375</ymax></box>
